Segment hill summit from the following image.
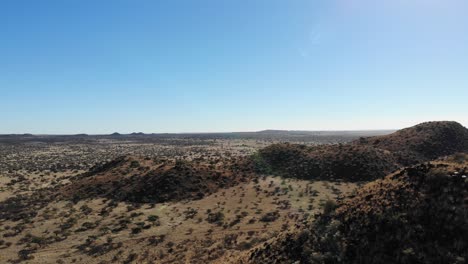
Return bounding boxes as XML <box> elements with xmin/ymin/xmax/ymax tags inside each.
<box><xmin>356</xmin><ymin>121</ymin><xmax>468</xmax><ymax>165</ymax></box>
<box><xmin>254</xmin><ymin>121</ymin><xmax>468</xmax><ymax>181</ymax></box>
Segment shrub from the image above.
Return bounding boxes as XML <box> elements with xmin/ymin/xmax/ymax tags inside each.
<box><xmin>129</xmin><ymin>161</ymin><xmax>140</xmax><ymax>168</ymax></box>
<box><xmin>260</xmin><ymin>211</ymin><xmax>280</xmax><ymax>222</ymax></box>
<box><xmin>131</xmin><ymin>227</ymin><xmax>142</xmax><ymax>234</ymax></box>
<box><xmin>206</xmin><ymin>211</ymin><xmax>225</xmax><ymax>225</ymax></box>
<box><xmin>322</xmin><ymin>199</ymin><xmax>338</xmax><ymax>216</ymax></box>
<box><xmin>251</xmin><ymin>152</ymin><xmax>273</xmax><ymax>175</ymax></box>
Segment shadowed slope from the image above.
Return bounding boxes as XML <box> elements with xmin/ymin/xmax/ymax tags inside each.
<box><xmin>237</xmin><ymin>154</ymin><xmax>468</xmax><ymax>264</ymax></box>
<box><xmin>257</xmin><ymin>143</ymin><xmax>398</xmax><ymax>181</ymax></box>
<box><xmin>61</xmin><ymin>156</ymin><xmax>256</xmax><ymax>203</ymax></box>
<box><xmin>255</xmin><ymin>121</ymin><xmax>468</xmax><ymax>181</ymax></box>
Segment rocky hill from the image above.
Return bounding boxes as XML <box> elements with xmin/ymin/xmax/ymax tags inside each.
<box><xmin>356</xmin><ymin>121</ymin><xmax>468</xmax><ymax>165</ymax></box>
<box><xmin>254</xmin><ymin>121</ymin><xmax>468</xmax><ymax>181</ymax></box>
<box><xmin>256</xmin><ymin>143</ymin><xmax>398</xmax><ymax>181</ymax></box>
<box><xmin>238</xmin><ymin>153</ymin><xmax>468</xmax><ymax>264</ymax></box>
<box><xmin>61</xmin><ymin>156</ymin><xmax>256</xmax><ymax>203</ymax></box>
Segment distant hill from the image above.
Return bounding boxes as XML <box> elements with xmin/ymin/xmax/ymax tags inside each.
<box><xmin>256</xmin><ymin>129</ymin><xmax>395</xmax><ymax>136</ymax></box>
<box><xmin>0</xmin><ymin>130</ymin><xmax>389</xmax><ymax>144</ymax></box>
<box><xmin>256</xmin><ymin>143</ymin><xmax>398</xmax><ymax>181</ymax></box>
<box><xmin>254</xmin><ymin>121</ymin><xmax>468</xmax><ymax>181</ymax></box>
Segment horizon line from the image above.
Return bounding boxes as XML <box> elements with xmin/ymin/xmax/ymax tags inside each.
<box><xmin>0</xmin><ymin>128</ymin><xmax>398</xmax><ymax>136</ymax></box>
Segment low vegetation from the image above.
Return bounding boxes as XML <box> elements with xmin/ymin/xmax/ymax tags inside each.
<box><xmin>1</xmin><ymin>121</ymin><xmax>467</xmax><ymax>263</ymax></box>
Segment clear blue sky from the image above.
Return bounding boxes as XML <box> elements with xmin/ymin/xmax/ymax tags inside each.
<box><xmin>1</xmin><ymin>0</ymin><xmax>467</xmax><ymax>134</ymax></box>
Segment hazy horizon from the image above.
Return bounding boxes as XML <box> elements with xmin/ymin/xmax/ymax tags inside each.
<box><xmin>1</xmin><ymin>128</ymin><xmax>400</xmax><ymax>136</ymax></box>
<box><xmin>2</xmin><ymin>1</ymin><xmax>467</xmax><ymax>134</ymax></box>
<box><xmin>0</xmin><ymin>119</ymin><xmax>466</xmax><ymax>135</ymax></box>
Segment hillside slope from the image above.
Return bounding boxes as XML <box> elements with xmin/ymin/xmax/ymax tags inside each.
<box><xmin>356</xmin><ymin>121</ymin><xmax>468</xmax><ymax>165</ymax></box>
<box><xmin>255</xmin><ymin>121</ymin><xmax>468</xmax><ymax>181</ymax></box>
<box><xmin>257</xmin><ymin>143</ymin><xmax>398</xmax><ymax>181</ymax></box>
<box><xmin>238</xmin><ymin>154</ymin><xmax>468</xmax><ymax>264</ymax></box>
<box><xmin>61</xmin><ymin>156</ymin><xmax>256</xmax><ymax>203</ymax></box>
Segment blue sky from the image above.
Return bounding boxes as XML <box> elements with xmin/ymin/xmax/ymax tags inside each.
<box><xmin>1</xmin><ymin>0</ymin><xmax>467</xmax><ymax>134</ymax></box>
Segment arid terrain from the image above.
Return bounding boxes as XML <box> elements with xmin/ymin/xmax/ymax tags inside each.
<box><xmin>0</xmin><ymin>131</ymin><xmax>381</xmax><ymax>263</ymax></box>
<box><xmin>0</xmin><ymin>123</ymin><xmax>467</xmax><ymax>264</ymax></box>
